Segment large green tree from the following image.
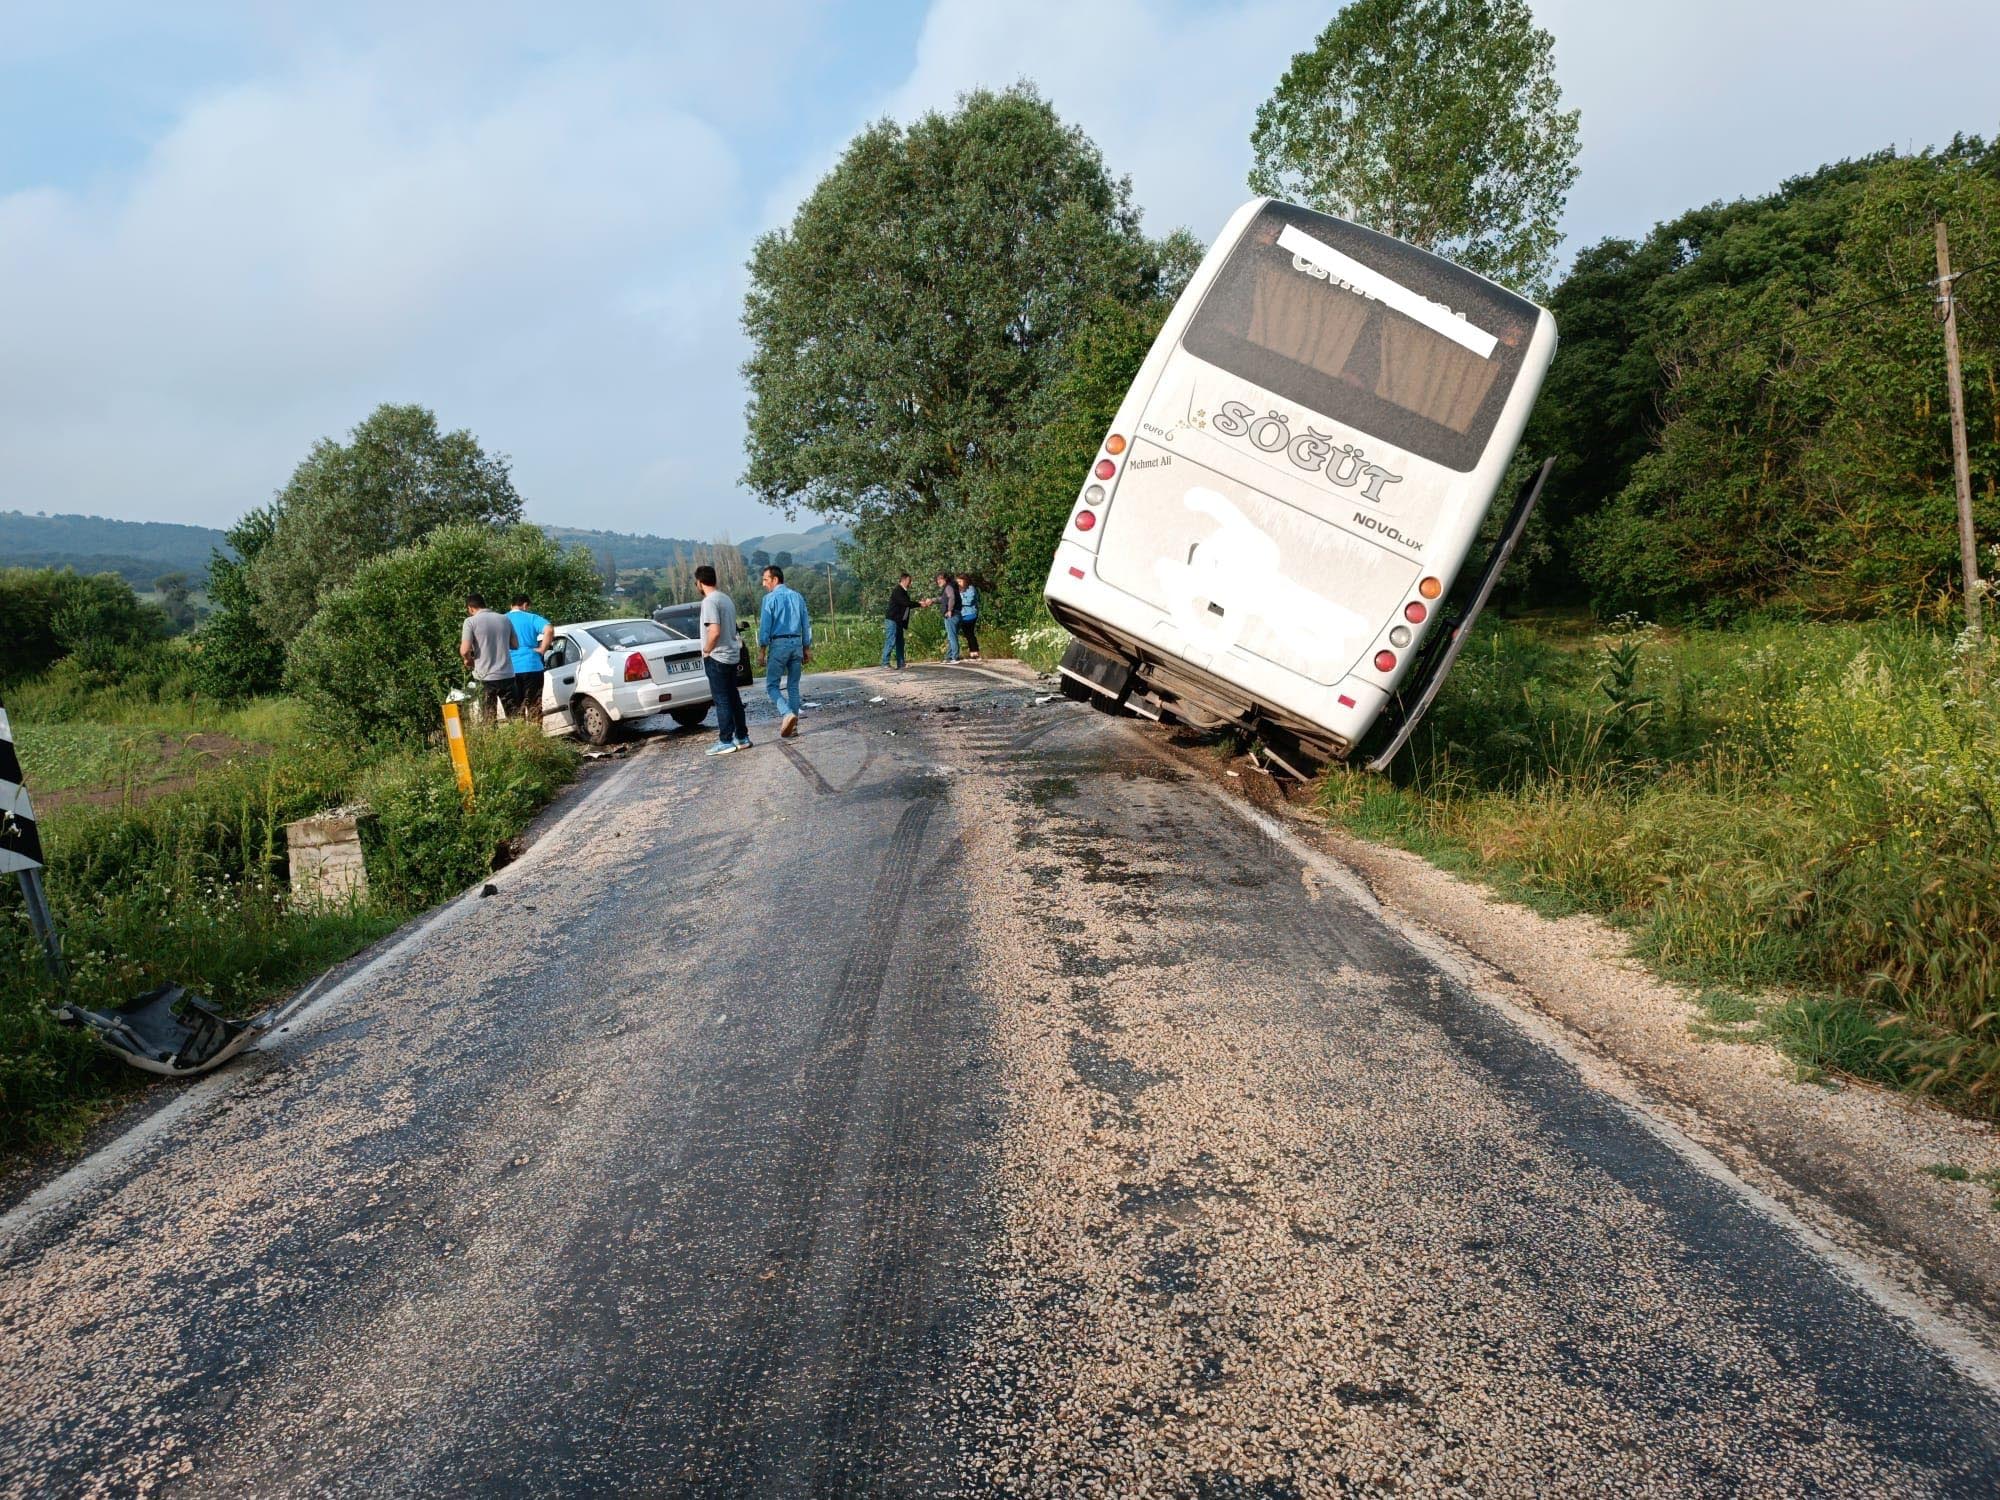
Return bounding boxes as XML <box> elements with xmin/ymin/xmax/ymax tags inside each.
<box><xmin>741</xmin><ymin>85</ymin><xmax>1196</xmax><ymax>598</ymax></box>
<box><xmin>1248</xmin><ymin>0</ymin><xmax>1579</xmax><ymax>292</ymax></box>
<box><xmin>249</xmin><ymin>403</ymin><xmax>523</xmax><ymax>646</ymax></box>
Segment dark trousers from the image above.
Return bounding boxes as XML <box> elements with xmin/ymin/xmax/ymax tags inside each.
<box><xmin>705</xmin><ymin>656</ymin><xmax>747</xmax><ymax>743</ymax></box>
<box><xmin>515</xmin><ymin>670</ymin><xmax>545</xmax><ymax>721</ymax></box>
<box><xmin>478</xmin><ymin>676</ymin><xmax>521</xmax><ymax>720</ymax></box>
<box><xmin>960</xmin><ymin>618</ymin><xmax>980</xmax><ymax>655</ymax></box>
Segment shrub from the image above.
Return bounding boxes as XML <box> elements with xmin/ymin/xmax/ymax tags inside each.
<box><xmin>285</xmin><ymin>522</ymin><xmax>603</xmax><ymax>742</ymax></box>
<box><xmin>0</xmin><ymin>567</ymin><xmax>166</xmax><ymax>685</ymax></box>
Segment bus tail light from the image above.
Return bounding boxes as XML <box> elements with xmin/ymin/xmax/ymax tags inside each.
<box><xmin>1374</xmin><ymin>650</ymin><xmax>1397</xmax><ymax>673</ymax></box>
<box><xmin>1083</xmin><ymin>484</ymin><xmax>1106</xmax><ymax>505</ymax></box>
<box><xmin>1075</xmin><ymin>510</ymin><xmax>1097</xmax><ymax>532</ymax></box>
<box><xmin>1105</xmin><ymin>434</ymin><xmax>1127</xmax><ymax>455</ymax></box>
<box><xmin>1405</xmin><ymin>601</ymin><xmax>1428</xmax><ymax>623</ymax></box>
<box><xmin>1418</xmin><ymin>576</ymin><xmax>1442</xmax><ymax>599</ymax></box>
<box><xmin>1094</xmin><ymin>458</ymin><xmax>1116</xmax><ymax>480</ymax></box>
<box><xmin>1068</xmin><ymin>566</ymin><xmax>1086</xmax><ymax>579</ymax></box>
<box><xmin>624</xmin><ymin>651</ymin><xmax>650</xmax><ymax>682</ymax></box>
<box><xmin>1389</xmin><ymin>626</ymin><xmax>1411</xmax><ymax>647</ymax></box>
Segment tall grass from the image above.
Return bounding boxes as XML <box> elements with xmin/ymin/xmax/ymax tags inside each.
<box><xmin>1327</xmin><ymin>616</ymin><xmax>2000</xmax><ymax>1113</ymax></box>
<box><xmin>1</xmin><ymin>710</ymin><xmax>577</xmax><ymax>1154</ymax></box>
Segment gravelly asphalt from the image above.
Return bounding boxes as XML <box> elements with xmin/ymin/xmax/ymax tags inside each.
<box><xmin>6</xmin><ymin>663</ymin><xmax>2000</xmax><ymax>1497</ymax></box>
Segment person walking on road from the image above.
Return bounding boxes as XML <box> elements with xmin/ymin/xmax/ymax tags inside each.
<box><xmin>697</xmin><ymin>565</ymin><xmax>751</xmax><ymax>756</ymax></box>
<box><xmin>459</xmin><ymin>594</ymin><xmax>519</xmax><ymax>720</ymax></box>
<box><xmin>932</xmin><ymin>572</ymin><xmax>963</xmax><ymax>663</ymax></box>
<box><xmin>955</xmin><ymin>573</ymin><xmax>982</xmax><ymax>661</ymax></box>
<box><xmin>505</xmin><ymin>593</ymin><xmax>554</xmax><ymax>722</ymax></box>
<box><xmin>882</xmin><ymin>572</ymin><xmax>915</xmax><ymax>670</ymax></box>
<box><xmin>759</xmin><ymin>565</ymin><xmax>811</xmax><ymax>737</ymax></box>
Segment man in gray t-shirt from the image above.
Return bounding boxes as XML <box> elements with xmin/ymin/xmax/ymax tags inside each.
<box><xmin>458</xmin><ymin>594</ymin><xmax>519</xmax><ymax>720</ymax></box>
<box><xmin>696</xmin><ymin>567</ymin><xmax>750</xmax><ymax>753</ymax></box>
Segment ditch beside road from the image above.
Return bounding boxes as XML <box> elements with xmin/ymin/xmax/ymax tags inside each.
<box><xmin>4</xmin><ymin>663</ymin><xmax>2000</xmax><ymax>1495</ymax></box>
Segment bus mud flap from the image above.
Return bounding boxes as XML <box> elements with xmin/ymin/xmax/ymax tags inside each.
<box><xmin>1363</xmin><ymin>456</ymin><xmax>1554</xmax><ymax>774</ymax></box>
<box><xmin>59</xmin><ymin>984</ymin><xmax>272</xmax><ymax>1077</ymax></box>
<box><xmin>1057</xmin><ymin>639</ymin><xmax>1135</xmax><ymax>707</ymax></box>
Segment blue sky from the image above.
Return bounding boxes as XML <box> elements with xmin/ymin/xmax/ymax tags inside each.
<box><xmin>3</xmin><ymin>0</ymin><xmax>1997</xmax><ymax>540</ymax></box>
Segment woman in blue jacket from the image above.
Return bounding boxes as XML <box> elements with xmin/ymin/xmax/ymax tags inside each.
<box><xmin>955</xmin><ymin>573</ymin><xmax>982</xmax><ymax>660</ymax></box>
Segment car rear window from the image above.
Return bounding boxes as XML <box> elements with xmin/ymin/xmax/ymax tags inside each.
<box><xmin>588</xmin><ymin>621</ymin><xmax>674</xmax><ymax>649</ymax></box>
<box><xmin>651</xmin><ymin>606</ymin><xmax>700</xmax><ymax>641</ymax></box>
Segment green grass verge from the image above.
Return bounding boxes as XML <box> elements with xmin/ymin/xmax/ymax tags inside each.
<box><xmin>1318</xmin><ymin>614</ymin><xmax>2000</xmax><ymax>1118</ymax></box>
<box><xmin>1</xmin><ymin>685</ymin><xmax>578</xmax><ymax>1156</ymax></box>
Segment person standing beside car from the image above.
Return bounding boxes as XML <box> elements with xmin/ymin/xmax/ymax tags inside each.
<box><xmin>459</xmin><ymin>594</ymin><xmax>519</xmax><ymax>719</ymax></box>
<box><xmin>696</xmin><ymin>565</ymin><xmax>751</xmax><ymax>756</ymax></box>
<box><xmin>955</xmin><ymin>573</ymin><xmax>982</xmax><ymax>661</ymax></box>
<box><xmin>882</xmin><ymin>572</ymin><xmax>915</xmax><ymax>670</ymax></box>
<box><xmin>933</xmin><ymin>571</ymin><xmax>963</xmax><ymax>663</ymax></box>
<box><xmin>759</xmin><ymin>565</ymin><xmax>811</xmax><ymax>738</ymax></box>
<box><xmin>505</xmin><ymin>593</ymin><xmax>554</xmax><ymax>722</ymax></box>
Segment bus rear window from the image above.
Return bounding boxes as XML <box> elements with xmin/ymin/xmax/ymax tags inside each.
<box><xmin>1181</xmin><ymin>204</ymin><xmax>1535</xmax><ymax>472</ymax></box>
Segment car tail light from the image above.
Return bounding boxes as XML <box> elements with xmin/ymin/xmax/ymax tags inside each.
<box><xmin>1075</xmin><ymin>510</ymin><xmax>1097</xmax><ymax>532</ymax></box>
<box><xmin>1094</xmin><ymin>458</ymin><xmax>1116</xmax><ymax>480</ymax></box>
<box><xmin>1418</xmin><ymin>576</ymin><xmax>1442</xmax><ymax>599</ymax></box>
<box><xmin>1105</xmin><ymin>433</ymin><xmax>1127</xmax><ymax>455</ymax></box>
<box><xmin>1374</xmin><ymin>650</ymin><xmax>1397</xmax><ymax>673</ymax></box>
<box><xmin>623</xmin><ymin>651</ymin><xmax>649</xmax><ymax>682</ymax></box>
<box><xmin>1405</xmin><ymin>601</ymin><xmax>1427</xmax><ymax>623</ymax></box>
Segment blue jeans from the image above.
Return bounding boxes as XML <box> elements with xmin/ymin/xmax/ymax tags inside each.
<box><xmin>943</xmin><ymin>616</ymin><xmax>960</xmax><ymax>662</ymax></box>
<box><xmin>881</xmin><ymin>619</ymin><xmax>905</xmax><ymax>668</ymax></box>
<box><xmin>765</xmin><ymin>638</ymin><xmax>803</xmax><ymax>716</ymax></box>
<box><xmin>703</xmin><ymin>656</ymin><xmax>745</xmax><ymax>744</ymax></box>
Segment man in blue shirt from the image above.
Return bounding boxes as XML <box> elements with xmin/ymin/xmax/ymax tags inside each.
<box><xmin>505</xmin><ymin>593</ymin><xmax>554</xmax><ymax>722</ymax></box>
<box><xmin>758</xmin><ymin>565</ymin><xmax>812</xmax><ymax>737</ymax></box>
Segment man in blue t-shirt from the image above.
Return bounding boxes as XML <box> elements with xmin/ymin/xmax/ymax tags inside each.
<box><xmin>505</xmin><ymin>594</ymin><xmax>555</xmax><ymax>722</ymax></box>
<box><xmin>757</xmin><ymin>565</ymin><xmax>812</xmax><ymax>737</ymax></box>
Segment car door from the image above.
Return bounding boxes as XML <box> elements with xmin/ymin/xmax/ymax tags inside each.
<box><xmin>540</xmin><ymin>630</ymin><xmax>585</xmax><ymax>736</ymax></box>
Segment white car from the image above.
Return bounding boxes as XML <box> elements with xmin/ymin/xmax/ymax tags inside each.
<box><xmin>540</xmin><ymin>617</ymin><xmax>715</xmax><ymax>743</ymax></box>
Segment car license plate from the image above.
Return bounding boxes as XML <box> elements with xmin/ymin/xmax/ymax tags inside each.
<box><xmin>663</xmin><ymin>657</ymin><xmax>700</xmax><ymax>676</ymax></box>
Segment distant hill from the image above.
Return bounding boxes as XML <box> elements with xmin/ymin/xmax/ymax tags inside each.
<box><xmin>738</xmin><ymin>521</ymin><xmax>849</xmax><ymax>567</ymax></box>
<box><xmin>0</xmin><ymin>511</ymin><xmax>230</xmax><ymax>586</ymax></box>
<box><xmin>0</xmin><ymin>510</ymin><xmax>852</xmax><ymax>587</ymax></box>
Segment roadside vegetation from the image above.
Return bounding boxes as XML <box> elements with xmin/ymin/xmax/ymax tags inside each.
<box><xmin>1330</xmin><ymin>614</ymin><xmax>2000</xmax><ymax>1114</ymax></box>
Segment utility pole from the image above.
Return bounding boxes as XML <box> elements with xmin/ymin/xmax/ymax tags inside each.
<box><xmin>826</xmin><ymin>563</ymin><xmax>836</xmax><ymax>639</ymax></box>
<box><xmin>1936</xmin><ymin>218</ymin><xmax>1982</xmax><ymax>643</ymax></box>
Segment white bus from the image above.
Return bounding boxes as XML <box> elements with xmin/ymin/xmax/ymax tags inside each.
<box><xmin>1043</xmin><ymin>198</ymin><xmax>1557</xmax><ymax>776</ymax></box>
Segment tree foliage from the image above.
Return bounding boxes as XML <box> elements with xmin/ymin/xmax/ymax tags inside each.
<box><xmin>286</xmin><ymin>523</ymin><xmax>602</xmax><ymax>742</ymax></box>
<box><xmin>189</xmin><ymin>505</ymin><xmax>287</xmax><ymax>699</ymax></box>
<box><xmin>0</xmin><ymin>568</ymin><xmax>164</xmax><ymax>685</ymax></box>
<box><xmin>1249</xmin><ymin>0</ymin><xmax>1579</xmax><ymax>292</ymax></box>
<box><xmin>249</xmin><ymin>404</ymin><xmax>523</xmax><ymax>647</ymax></box>
<box><xmin>1527</xmin><ymin>140</ymin><xmax>2000</xmax><ymax>620</ymax></box>
<box><xmin>742</xmin><ymin>85</ymin><xmax>1197</xmax><ymax>605</ymax></box>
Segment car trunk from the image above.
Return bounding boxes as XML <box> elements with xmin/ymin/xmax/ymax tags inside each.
<box><xmin>1093</xmin><ymin>439</ymin><xmax>1417</xmax><ymax>686</ymax></box>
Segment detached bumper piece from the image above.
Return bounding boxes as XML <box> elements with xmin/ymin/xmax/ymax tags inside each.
<box><xmin>60</xmin><ymin>984</ymin><xmax>270</xmax><ymax>1077</ymax></box>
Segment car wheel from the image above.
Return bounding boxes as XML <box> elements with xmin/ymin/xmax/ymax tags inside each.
<box><xmin>669</xmin><ymin>705</ymin><xmax>710</xmax><ymax>730</ymax></box>
<box><xmin>576</xmin><ymin>695</ymin><xmax>615</xmax><ymax>745</ymax></box>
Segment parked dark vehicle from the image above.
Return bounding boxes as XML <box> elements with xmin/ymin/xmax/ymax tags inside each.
<box><xmin>653</xmin><ymin>600</ymin><xmax>753</xmax><ymax>686</ymax></box>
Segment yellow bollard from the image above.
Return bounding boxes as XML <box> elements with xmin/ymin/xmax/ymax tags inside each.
<box><xmin>442</xmin><ymin>700</ymin><xmax>475</xmax><ymax>807</ymax></box>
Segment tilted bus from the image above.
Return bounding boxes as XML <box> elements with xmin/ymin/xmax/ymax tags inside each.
<box><xmin>1043</xmin><ymin>198</ymin><xmax>1557</xmax><ymax>776</ymax></box>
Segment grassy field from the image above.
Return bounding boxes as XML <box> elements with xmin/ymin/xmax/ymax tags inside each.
<box><xmin>1323</xmin><ymin>614</ymin><xmax>2000</xmax><ymax>1115</ymax></box>
<box><xmin>2</xmin><ymin>673</ymin><xmax>577</xmax><ymax>1156</ymax></box>
<box><xmin>751</xmin><ymin>611</ymin><xmax>1069</xmax><ymax>674</ymax></box>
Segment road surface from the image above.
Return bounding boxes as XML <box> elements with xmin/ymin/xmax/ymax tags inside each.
<box><xmin>6</xmin><ymin>663</ymin><xmax>2000</xmax><ymax>1496</ymax></box>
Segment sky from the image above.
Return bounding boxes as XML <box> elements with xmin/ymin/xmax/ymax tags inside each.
<box><xmin>3</xmin><ymin>0</ymin><xmax>1997</xmax><ymax>541</ymax></box>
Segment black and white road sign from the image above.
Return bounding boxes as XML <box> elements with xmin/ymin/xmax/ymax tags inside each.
<box><xmin>0</xmin><ymin>699</ymin><xmax>45</xmax><ymax>874</ymax></box>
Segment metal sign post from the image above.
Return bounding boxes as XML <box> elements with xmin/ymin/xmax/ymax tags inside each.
<box><xmin>1</xmin><ymin>695</ymin><xmax>65</xmax><ymax>981</ymax></box>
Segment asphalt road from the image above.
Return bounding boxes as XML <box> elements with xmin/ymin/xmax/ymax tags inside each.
<box><xmin>7</xmin><ymin>663</ymin><xmax>2000</xmax><ymax>1496</ymax></box>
